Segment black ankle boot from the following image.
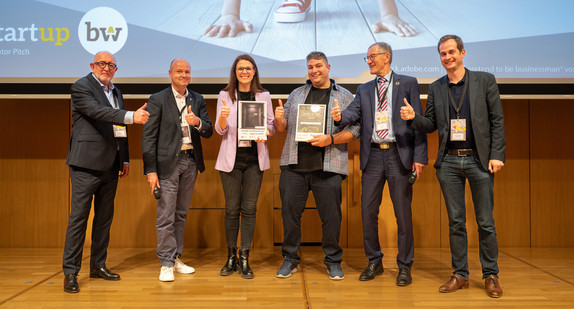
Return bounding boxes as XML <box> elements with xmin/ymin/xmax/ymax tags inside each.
<box><xmin>238</xmin><ymin>248</ymin><xmax>253</xmax><ymax>279</ymax></box>
<box><xmin>220</xmin><ymin>247</ymin><xmax>238</xmax><ymax>276</ymax></box>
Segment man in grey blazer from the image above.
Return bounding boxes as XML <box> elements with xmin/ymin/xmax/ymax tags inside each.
<box><xmin>401</xmin><ymin>35</ymin><xmax>505</xmax><ymax>298</ymax></box>
<box><xmin>142</xmin><ymin>59</ymin><xmax>212</xmax><ymax>282</ymax></box>
<box><xmin>63</xmin><ymin>51</ymin><xmax>149</xmax><ymax>293</ymax></box>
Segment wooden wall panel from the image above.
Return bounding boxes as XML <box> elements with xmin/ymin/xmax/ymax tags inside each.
<box><xmin>0</xmin><ymin>97</ymin><xmax>572</xmax><ymax>249</ymax></box>
<box><xmin>185</xmin><ymin>209</ymin><xmax>226</xmax><ymax>248</ymax></box>
<box><xmin>0</xmin><ymin>99</ymin><xmax>69</xmax><ymax>248</ymax></box>
<box><xmin>494</xmin><ymin>100</ymin><xmax>530</xmax><ymax>246</ymax></box>
<box><xmin>530</xmin><ymin>100</ymin><xmax>574</xmax><ymax>247</ymax></box>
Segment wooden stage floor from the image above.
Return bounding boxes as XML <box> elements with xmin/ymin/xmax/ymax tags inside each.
<box><xmin>1</xmin><ymin>247</ymin><xmax>573</xmax><ymax>308</ymax></box>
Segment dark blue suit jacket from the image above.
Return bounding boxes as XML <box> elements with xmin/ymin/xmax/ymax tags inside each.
<box><xmin>66</xmin><ymin>73</ymin><xmax>129</xmax><ymax>171</ymax></box>
<box><xmin>338</xmin><ymin>73</ymin><xmax>427</xmax><ymax>170</ymax></box>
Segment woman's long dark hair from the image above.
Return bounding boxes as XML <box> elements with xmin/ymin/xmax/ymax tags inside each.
<box><xmin>222</xmin><ymin>54</ymin><xmax>266</xmax><ymax>103</ymax></box>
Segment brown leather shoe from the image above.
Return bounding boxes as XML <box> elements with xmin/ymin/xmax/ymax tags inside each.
<box><xmin>484</xmin><ymin>275</ymin><xmax>503</xmax><ymax>298</ymax></box>
<box><xmin>439</xmin><ymin>274</ymin><xmax>469</xmax><ymax>293</ymax></box>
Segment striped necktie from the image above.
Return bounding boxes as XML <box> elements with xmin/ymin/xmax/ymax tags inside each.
<box><xmin>377</xmin><ymin>77</ymin><xmax>388</xmax><ymax>139</ymax></box>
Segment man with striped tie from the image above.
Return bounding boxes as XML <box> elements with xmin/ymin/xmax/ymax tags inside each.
<box><xmin>332</xmin><ymin>42</ymin><xmax>427</xmax><ymax>286</ymax></box>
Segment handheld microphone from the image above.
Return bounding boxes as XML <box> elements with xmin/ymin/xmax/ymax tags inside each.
<box><xmin>153</xmin><ymin>186</ymin><xmax>161</xmax><ymax>200</ymax></box>
<box><xmin>408</xmin><ymin>170</ymin><xmax>417</xmax><ymax>185</ymax></box>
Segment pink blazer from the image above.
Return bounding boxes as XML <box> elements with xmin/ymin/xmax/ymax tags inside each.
<box><xmin>214</xmin><ymin>90</ymin><xmax>276</xmax><ymax>172</ymax></box>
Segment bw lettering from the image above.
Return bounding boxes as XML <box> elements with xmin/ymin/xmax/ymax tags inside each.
<box><xmin>86</xmin><ymin>22</ymin><xmax>122</xmax><ymax>42</ymax></box>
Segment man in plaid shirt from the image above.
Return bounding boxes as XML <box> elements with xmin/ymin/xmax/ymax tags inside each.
<box><xmin>274</xmin><ymin>51</ymin><xmax>359</xmax><ymax>280</ymax></box>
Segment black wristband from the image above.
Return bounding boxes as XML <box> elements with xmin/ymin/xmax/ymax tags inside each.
<box><xmin>330</xmin><ymin>134</ymin><xmax>335</xmax><ymax>145</ymax></box>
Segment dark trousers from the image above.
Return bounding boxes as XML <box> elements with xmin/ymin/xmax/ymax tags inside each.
<box><xmin>63</xmin><ymin>164</ymin><xmax>119</xmax><ymax>275</ymax></box>
<box><xmin>279</xmin><ymin>169</ymin><xmax>343</xmax><ymax>266</ymax></box>
<box><xmin>156</xmin><ymin>154</ymin><xmax>197</xmax><ymax>267</ymax></box>
<box><xmin>361</xmin><ymin>147</ymin><xmax>414</xmax><ymax>269</ymax></box>
<box><xmin>436</xmin><ymin>154</ymin><xmax>499</xmax><ymax>279</ymax></box>
<box><xmin>219</xmin><ymin>156</ymin><xmax>263</xmax><ymax>250</ymax></box>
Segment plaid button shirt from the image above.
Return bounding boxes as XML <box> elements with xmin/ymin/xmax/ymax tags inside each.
<box><xmin>279</xmin><ymin>80</ymin><xmax>360</xmax><ymax>175</ymax></box>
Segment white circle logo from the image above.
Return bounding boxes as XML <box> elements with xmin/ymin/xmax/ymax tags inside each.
<box><xmin>78</xmin><ymin>7</ymin><xmax>128</xmax><ymax>55</ymax></box>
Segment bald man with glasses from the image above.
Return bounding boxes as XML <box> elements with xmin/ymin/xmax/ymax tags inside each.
<box><xmin>63</xmin><ymin>51</ymin><xmax>149</xmax><ymax>293</ymax></box>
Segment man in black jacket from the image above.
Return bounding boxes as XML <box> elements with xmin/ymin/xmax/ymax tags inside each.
<box><xmin>142</xmin><ymin>59</ymin><xmax>212</xmax><ymax>282</ymax></box>
<box><xmin>63</xmin><ymin>51</ymin><xmax>149</xmax><ymax>293</ymax></box>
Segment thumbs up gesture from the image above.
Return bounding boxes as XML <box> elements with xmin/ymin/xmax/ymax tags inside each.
<box><xmin>134</xmin><ymin>103</ymin><xmax>150</xmax><ymax>124</ymax></box>
<box><xmin>275</xmin><ymin>99</ymin><xmax>284</xmax><ymax>120</ymax></box>
<box><xmin>331</xmin><ymin>99</ymin><xmax>341</xmax><ymax>121</ymax></box>
<box><xmin>220</xmin><ymin>98</ymin><xmax>230</xmax><ymax>119</ymax></box>
<box><xmin>400</xmin><ymin>98</ymin><xmax>415</xmax><ymax>120</ymax></box>
<box><xmin>185</xmin><ymin>105</ymin><xmax>200</xmax><ymax>126</ymax></box>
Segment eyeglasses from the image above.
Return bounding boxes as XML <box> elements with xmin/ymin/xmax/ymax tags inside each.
<box><xmin>93</xmin><ymin>61</ymin><xmax>117</xmax><ymax>70</ymax></box>
<box><xmin>236</xmin><ymin>67</ymin><xmax>254</xmax><ymax>73</ymax></box>
<box><xmin>363</xmin><ymin>52</ymin><xmax>387</xmax><ymax>63</ymax></box>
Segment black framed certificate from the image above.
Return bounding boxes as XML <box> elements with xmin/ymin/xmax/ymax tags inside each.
<box><xmin>238</xmin><ymin>100</ymin><xmax>267</xmax><ymax>141</ymax></box>
<box><xmin>295</xmin><ymin>104</ymin><xmax>326</xmax><ymax>142</ymax></box>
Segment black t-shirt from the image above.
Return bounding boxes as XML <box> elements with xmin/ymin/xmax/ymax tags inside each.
<box><xmin>289</xmin><ymin>85</ymin><xmax>331</xmax><ymax>173</ymax></box>
<box><xmin>446</xmin><ymin>70</ymin><xmax>476</xmax><ymax>150</ymax></box>
<box><xmin>236</xmin><ymin>91</ymin><xmax>258</xmax><ymax>161</ymax></box>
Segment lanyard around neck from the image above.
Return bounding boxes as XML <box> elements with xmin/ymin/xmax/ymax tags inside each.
<box><xmin>448</xmin><ymin>73</ymin><xmax>468</xmax><ymax>119</ymax></box>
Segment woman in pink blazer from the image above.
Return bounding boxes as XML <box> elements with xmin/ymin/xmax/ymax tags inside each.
<box><xmin>215</xmin><ymin>54</ymin><xmax>275</xmax><ymax>279</ymax></box>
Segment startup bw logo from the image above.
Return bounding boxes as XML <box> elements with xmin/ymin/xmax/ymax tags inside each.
<box><xmin>78</xmin><ymin>7</ymin><xmax>128</xmax><ymax>55</ymax></box>
<box><xmin>85</xmin><ymin>22</ymin><xmax>123</xmax><ymax>42</ymax></box>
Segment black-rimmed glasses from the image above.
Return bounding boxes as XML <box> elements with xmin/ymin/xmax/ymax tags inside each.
<box><xmin>93</xmin><ymin>61</ymin><xmax>117</xmax><ymax>70</ymax></box>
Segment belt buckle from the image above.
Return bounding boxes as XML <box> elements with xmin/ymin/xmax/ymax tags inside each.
<box><xmin>380</xmin><ymin>143</ymin><xmax>390</xmax><ymax>150</ymax></box>
<box><xmin>457</xmin><ymin>149</ymin><xmax>464</xmax><ymax>156</ymax></box>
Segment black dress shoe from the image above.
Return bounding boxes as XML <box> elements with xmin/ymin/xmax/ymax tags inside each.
<box><xmin>90</xmin><ymin>267</ymin><xmax>120</xmax><ymax>281</ymax></box>
<box><xmin>396</xmin><ymin>267</ymin><xmax>412</xmax><ymax>286</ymax></box>
<box><xmin>359</xmin><ymin>262</ymin><xmax>384</xmax><ymax>281</ymax></box>
<box><xmin>63</xmin><ymin>274</ymin><xmax>79</xmax><ymax>293</ymax></box>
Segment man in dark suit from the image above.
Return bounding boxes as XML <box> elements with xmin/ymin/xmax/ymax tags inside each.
<box><xmin>400</xmin><ymin>35</ymin><xmax>505</xmax><ymax>298</ymax></box>
<box><xmin>142</xmin><ymin>59</ymin><xmax>212</xmax><ymax>282</ymax></box>
<box><xmin>332</xmin><ymin>42</ymin><xmax>427</xmax><ymax>286</ymax></box>
<box><xmin>63</xmin><ymin>51</ymin><xmax>149</xmax><ymax>293</ymax></box>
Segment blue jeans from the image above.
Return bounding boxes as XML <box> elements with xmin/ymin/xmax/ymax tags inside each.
<box><xmin>436</xmin><ymin>154</ymin><xmax>499</xmax><ymax>280</ymax></box>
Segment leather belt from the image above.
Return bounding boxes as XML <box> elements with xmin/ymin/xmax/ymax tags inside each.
<box><xmin>371</xmin><ymin>142</ymin><xmax>396</xmax><ymax>150</ymax></box>
<box><xmin>448</xmin><ymin>149</ymin><xmax>477</xmax><ymax>156</ymax></box>
<box><xmin>180</xmin><ymin>149</ymin><xmax>194</xmax><ymax>156</ymax></box>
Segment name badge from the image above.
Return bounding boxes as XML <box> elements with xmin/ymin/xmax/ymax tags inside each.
<box><xmin>450</xmin><ymin>119</ymin><xmax>466</xmax><ymax>141</ymax></box>
<box><xmin>375</xmin><ymin>110</ymin><xmax>389</xmax><ymax>131</ymax></box>
<box><xmin>113</xmin><ymin>125</ymin><xmax>127</xmax><ymax>138</ymax></box>
<box><xmin>181</xmin><ymin>123</ymin><xmax>191</xmax><ymax>144</ymax></box>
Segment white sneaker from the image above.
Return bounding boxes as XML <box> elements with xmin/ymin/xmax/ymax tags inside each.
<box><xmin>174</xmin><ymin>258</ymin><xmax>195</xmax><ymax>274</ymax></box>
<box><xmin>159</xmin><ymin>266</ymin><xmax>175</xmax><ymax>282</ymax></box>
<box><xmin>274</xmin><ymin>0</ymin><xmax>311</xmax><ymax>23</ymax></box>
